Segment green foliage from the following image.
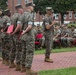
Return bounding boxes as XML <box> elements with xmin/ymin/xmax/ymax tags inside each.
<box><xmin>39</xmin><ymin>67</ymin><xmax>76</xmax><ymax>75</ymax></box>
<box><xmin>0</xmin><ymin>0</ymin><xmax>7</xmax><ymax>10</ymax></box>
<box><xmin>34</xmin><ymin>0</ymin><xmax>51</xmax><ymax>14</ymax></box>
<box><xmin>33</xmin><ymin>0</ymin><xmax>76</xmax><ymax>23</ymax></box>
<box><xmin>51</xmin><ymin>0</ymin><xmax>76</xmax><ymax>13</ymax></box>
<box><xmin>34</xmin><ymin>0</ymin><xmax>76</xmax><ymax>14</ymax></box>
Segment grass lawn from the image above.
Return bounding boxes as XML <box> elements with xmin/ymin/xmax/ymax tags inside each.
<box><xmin>35</xmin><ymin>47</ymin><xmax>76</xmax><ymax>54</ymax></box>
<box><xmin>39</xmin><ymin>67</ymin><xmax>76</xmax><ymax>75</ymax></box>
<box><xmin>0</xmin><ymin>47</ymin><xmax>76</xmax><ymax>57</ymax></box>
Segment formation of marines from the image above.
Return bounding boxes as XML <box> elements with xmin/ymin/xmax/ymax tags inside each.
<box><xmin>0</xmin><ymin>2</ymin><xmax>57</xmax><ymax>75</ymax></box>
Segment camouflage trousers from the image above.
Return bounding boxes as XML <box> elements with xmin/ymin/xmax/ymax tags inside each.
<box><xmin>15</xmin><ymin>39</ymin><xmax>22</xmax><ymax>65</ymax></box>
<box><xmin>2</xmin><ymin>33</ymin><xmax>11</xmax><ymax>60</ymax></box>
<box><xmin>0</xmin><ymin>34</ymin><xmax>2</xmax><ymax>52</ymax></box>
<box><xmin>44</xmin><ymin>34</ymin><xmax>53</xmax><ymax>58</ymax></box>
<box><xmin>21</xmin><ymin>39</ymin><xmax>35</xmax><ymax>68</ymax></box>
<box><xmin>9</xmin><ymin>35</ymin><xmax>22</xmax><ymax>64</ymax></box>
<box><xmin>9</xmin><ymin>35</ymin><xmax>16</xmax><ymax>62</ymax></box>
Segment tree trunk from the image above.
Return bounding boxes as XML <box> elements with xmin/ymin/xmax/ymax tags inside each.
<box><xmin>61</xmin><ymin>13</ymin><xmax>64</xmax><ymax>24</ymax></box>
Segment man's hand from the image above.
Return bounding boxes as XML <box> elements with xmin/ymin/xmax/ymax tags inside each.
<box><xmin>21</xmin><ymin>30</ymin><xmax>26</xmax><ymax>35</ymax></box>
<box><xmin>10</xmin><ymin>32</ymin><xmax>15</xmax><ymax>37</ymax></box>
<box><xmin>52</xmin><ymin>20</ymin><xmax>57</xmax><ymax>25</ymax></box>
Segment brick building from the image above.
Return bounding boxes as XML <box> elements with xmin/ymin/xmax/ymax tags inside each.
<box><xmin>7</xmin><ymin>0</ymin><xmax>76</xmax><ymax>25</ymax></box>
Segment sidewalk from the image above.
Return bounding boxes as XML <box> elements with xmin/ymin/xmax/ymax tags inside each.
<box><xmin>0</xmin><ymin>52</ymin><xmax>76</xmax><ymax>75</ymax></box>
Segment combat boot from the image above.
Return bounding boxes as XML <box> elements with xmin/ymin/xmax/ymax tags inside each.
<box><xmin>15</xmin><ymin>64</ymin><xmax>21</xmax><ymax>71</ymax></box>
<box><xmin>26</xmin><ymin>68</ymin><xmax>38</xmax><ymax>75</ymax></box>
<box><xmin>44</xmin><ymin>57</ymin><xmax>53</xmax><ymax>63</ymax></box>
<box><xmin>5</xmin><ymin>60</ymin><xmax>9</xmax><ymax>66</ymax></box>
<box><xmin>9</xmin><ymin>61</ymin><xmax>15</xmax><ymax>68</ymax></box>
<box><xmin>21</xmin><ymin>65</ymin><xmax>26</xmax><ymax>72</ymax></box>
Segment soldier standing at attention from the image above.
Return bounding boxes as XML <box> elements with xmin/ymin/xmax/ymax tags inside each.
<box><xmin>0</xmin><ymin>7</ymin><xmax>3</xmax><ymax>61</ymax></box>
<box><xmin>9</xmin><ymin>4</ymin><xmax>24</xmax><ymax>69</ymax></box>
<box><xmin>1</xmin><ymin>9</ymin><xmax>11</xmax><ymax>65</ymax></box>
<box><xmin>43</xmin><ymin>7</ymin><xmax>56</xmax><ymax>63</ymax></box>
<box><xmin>18</xmin><ymin>2</ymin><xmax>38</xmax><ymax>75</ymax></box>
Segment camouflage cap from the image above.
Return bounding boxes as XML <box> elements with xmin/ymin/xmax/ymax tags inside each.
<box><xmin>4</xmin><ymin>9</ymin><xmax>11</xmax><ymax>15</ymax></box>
<box><xmin>46</xmin><ymin>7</ymin><xmax>52</xmax><ymax>10</ymax></box>
<box><xmin>25</xmin><ymin>2</ymin><xmax>35</xmax><ymax>7</ymax></box>
<box><xmin>4</xmin><ymin>9</ymin><xmax>9</xmax><ymax>12</ymax></box>
<box><xmin>15</xmin><ymin>4</ymin><xmax>23</xmax><ymax>9</ymax></box>
<box><xmin>46</xmin><ymin>7</ymin><xmax>54</xmax><ymax>12</ymax></box>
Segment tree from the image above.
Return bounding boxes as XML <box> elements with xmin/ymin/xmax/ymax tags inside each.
<box><xmin>0</xmin><ymin>0</ymin><xmax>7</xmax><ymax>10</ymax></box>
<box><xmin>34</xmin><ymin>0</ymin><xmax>50</xmax><ymax>15</ymax></box>
<box><xmin>33</xmin><ymin>0</ymin><xmax>76</xmax><ymax>24</ymax></box>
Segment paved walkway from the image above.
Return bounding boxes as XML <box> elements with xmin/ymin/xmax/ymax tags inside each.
<box><xmin>0</xmin><ymin>52</ymin><xmax>76</xmax><ymax>75</ymax></box>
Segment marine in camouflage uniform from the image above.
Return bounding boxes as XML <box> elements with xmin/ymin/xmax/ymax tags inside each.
<box><xmin>9</xmin><ymin>4</ymin><xmax>23</xmax><ymax>69</ymax></box>
<box><xmin>1</xmin><ymin>9</ymin><xmax>11</xmax><ymax>65</ymax></box>
<box><xmin>53</xmin><ymin>25</ymin><xmax>61</xmax><ymax>48</ymax></box>
<box><xmin>61</xmin><ymin>25</ymin><xmax>71</xmax><ymax>47</ymax></box>
<box><xmin>0</xmin><ymin>8</ymin><xmax>3</xmax><ymax>61</ymax></box>
<box><xmin>18</xmin><ymin>2</ymin><xmax>38</xmax><ymax>75</ymax></box>
<box><xmin>43</xmin><ymin>7</ymin><xmax>56</xmax><ymax>63</ymax></box>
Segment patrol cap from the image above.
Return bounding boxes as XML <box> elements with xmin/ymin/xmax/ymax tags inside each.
<box><xmin>46</xmin><ymin>7</ymin><xmax>54</xmax><ymax>12</ymax></box>
<box><xmin>4</xmin><ymin>9</ymin><xmax>10</xmax><ymax>14</ymax></box>
<box><xmin>4</xmin><ymin>9</ymin><xmax>10</xmax><ymax>12</ymax></box>
<box><xmin>4</xmin><ymin>9</ymin><xmax>11</xmax><ymax>15</ymax></box>
<box><xmin>46</xmin><ymin>7</ymin><xmax>52</xmax><ymax>10</ymax></box>
<box><xmin>25</xmin><ymin>2</ymin><xmax>35</xmax><ymax>7</ymax></box>
<box><xmin>15</xmin><ymin>4</ymin><xmax>23</xmax><ymax>9</ymax></box>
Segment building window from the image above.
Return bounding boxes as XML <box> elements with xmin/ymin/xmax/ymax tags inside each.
<box><xmin>25</xmin><ymin>0</ymin><xmax>28</xmax><ymax>3</ymax></box>
<box><xmin>18</xmin><ymin>0</ymin><xmax>21</xmax><ymax>4</ymax></box>
<box><xmin>54</xmin><ymin>13</ymin><xmax>59</xmax><ymax>19</ymax></box>
<box><xmin>74</xmin><ymin>12</ymin><xmax>76</xmax><ymax>19</ymax></box>
<box><xmin>69</xmin><ymin>11</ymin><xmax>72</xmax><ymax>19</ymax></box>
<box><xmin>64</xmin><ymin>14</ymin><xmax>67</xmax><ymax>19</ymax></box>
<box><xmin>25</xmin><ymin>0</ymin><xmax>32</xmax><ymax>3</ymax></box>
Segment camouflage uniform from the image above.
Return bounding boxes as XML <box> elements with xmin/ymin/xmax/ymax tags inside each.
<box><xmin>0</xmin><ymin>8</ymin><xmax>3</xmax><ymax>60</ymax></box>
<box><xmin>54</xmin><ymin>28</ymin><xmax>61</xmax><ymax>40</ymax></box>
<box><xmin>1</xmin><ymin>15</ymin><xmax>11</xmax><ymax>62</ymax></box>
<box><xmin>61</xmin><ymin>27</ymin><xmax>71</xmax><ymax>47</ymax></box>
<box><xmin>0</xmin><ymin>17</ymin><xmax>2</xmax><ymax>54</ymax></box>
<box><xmin>43</xmin><ymin>15</ymin><xmax>54</xmax><ymax>58</ymax></box>
<box><xmin>18</xmin><ymin>11</ymin><xmax>35</xmax><ymax>68</ymax></box>
<box><xmin>66</xmin><ymin>29</ymin><xmax>73</xmax><ymax>46</ymax></box>
<box><xmin>53</xmin><ymin>28</ymin><xmax>61</xmax><ymax>48</ymax></box>
<box><xmin>10</xmin><ymin>12</ymin><xmax>22</xmax><ymax>64</ymax></box>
